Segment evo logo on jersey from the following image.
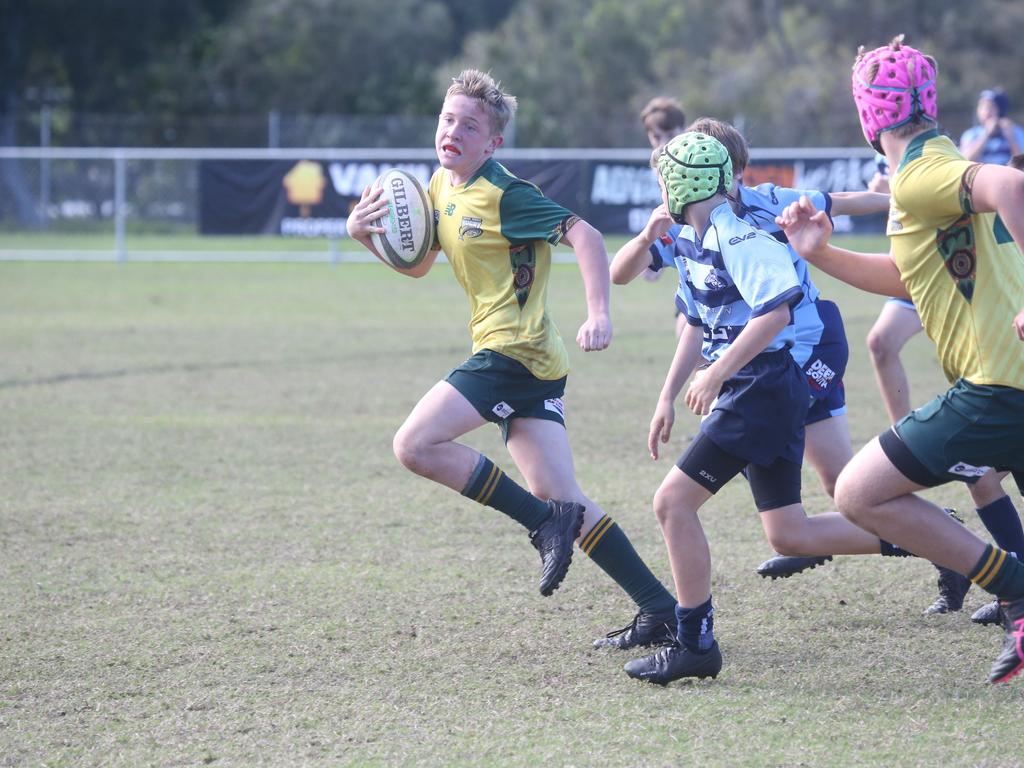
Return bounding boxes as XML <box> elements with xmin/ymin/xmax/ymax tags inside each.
<box><xmin>728</xmin><ymin>232</ymin><xmax>757</xmax><ymax>246</ymax></box>
<box><xmin>948</xmin><ymin>461</ymin><xmax>990</xmax><ymax>479</ymax></box>
<box><xmin>492</xmin><ymin>402</ymin><xmax>515</xmax><ymax>419</ymax></box>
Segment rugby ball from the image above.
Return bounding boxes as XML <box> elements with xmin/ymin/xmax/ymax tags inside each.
<box><xmin>369</xmin><ymin>169</ymin><xmax>435</xmax><ymax>269</ymax></box>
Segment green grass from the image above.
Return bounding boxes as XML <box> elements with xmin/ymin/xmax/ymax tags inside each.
<box><xmin>1</xmin><ymin>248</ymin><xmax>1021</xmax><ymax>767</ymax></box>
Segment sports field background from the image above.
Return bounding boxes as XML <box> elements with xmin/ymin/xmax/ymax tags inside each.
<box><xmin>2</xmin><ymin>235</ymin><xmax>1022</xmax><ymax>766</ymax></box>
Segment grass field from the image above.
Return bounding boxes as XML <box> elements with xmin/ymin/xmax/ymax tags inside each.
<box><xmin>2</xmin><ymin>238</ymin><xmax>1023</xmax><ymax>767</ymax></box>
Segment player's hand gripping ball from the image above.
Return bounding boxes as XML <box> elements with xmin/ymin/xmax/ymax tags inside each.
<box><xmin>369</xmin><ymin>169</ymin><xmax>435</xmax><ymax>269</ymax></box>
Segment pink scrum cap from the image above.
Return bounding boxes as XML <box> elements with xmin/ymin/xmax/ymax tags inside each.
<box><xmin>852</xmin><ymin>35</ymin><xmax>938</xmax><ymax>151</ymax></box>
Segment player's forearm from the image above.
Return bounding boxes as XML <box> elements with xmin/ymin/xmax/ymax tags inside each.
<box><xmin>569</xmin><ymin>222</ymin><xmax>612</xmax><ymax>317</ymax></box>
<box><xmin>830</xmin><ymin>191</ymin><xmax>889</xmax><ymax>216</ymax></box>
<box><xmin>795</xmin><ymin>242</ymin><xmax>908</xmax><ymax>298</ymax></box>
<box><xmin>611</xmin><ymin>234</ymin><xmax>657</xmax><ymax>284</ymax></box>
<box><xmin>659</xmin><ymin>324</ymin><xmax>703</xmax><ymax>402</ymax></box>
<box><xmin>705</xmin><ymin>304</ymin><xmax>789</xmax><ymax>384</ymax></box>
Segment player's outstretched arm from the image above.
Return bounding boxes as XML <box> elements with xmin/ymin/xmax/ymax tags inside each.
<box><xmin>1014</xmin><ymin>309</ymin><xmax>1024</xmax><ymax>341</ymax></box>
<box><xmin>776</xmin><ymin>195</ymin><xmax>908</xmax><ymax>298</ymax></box>
<box><xmin>829</xmin><ymin>190</ymin><xmax>889</xmax><ymax>216</ymax></box>
<box><xmin>610</xmin><ymin>204</ymin><xmax>675</xmax><ymax>284</ymax></box>
<box><xmin>345</xmin><ymin>185</ymin><xmax>439</xmax><ymax>278</ymax></box>
<box><xmin>649</xmin><ymin>321</ymin><xmax>703</xmax><ymax>460</ymax></box>
<box><xmin>562</xmin><ymin>219</ymin><xmax>612</xmax><ymax>351</ymax></box>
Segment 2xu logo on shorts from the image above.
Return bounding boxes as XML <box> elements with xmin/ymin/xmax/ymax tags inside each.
<box><xmin>948</xmin><ymin>461</ymin><xmax>990</xmax><ymax>479</ymax></box>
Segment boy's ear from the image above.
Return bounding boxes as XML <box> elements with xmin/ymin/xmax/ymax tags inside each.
<box><xmin>487</xmin><ymin>134</ymin><xmax>504</xmax><ymax>155</ymax></box>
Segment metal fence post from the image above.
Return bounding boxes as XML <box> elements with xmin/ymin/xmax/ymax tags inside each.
<box><xmin>39</xmin><ymin>106</ymin><xmax>51</xmax><ymax>229</ymax></box>
<box><xmin>268</xmin><ymin>110</ymin><xmax>281</xmax><ymax>149</ymax></box>
<box><xmin>114</xmin><ymin>150</ymin><xmax>127</xmax><ymax>262</ymax></box>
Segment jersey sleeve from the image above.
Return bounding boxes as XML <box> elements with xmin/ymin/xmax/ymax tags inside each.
<box><xmin>648</xmin><ymin>224</ymin><xmax>682</xmax><ymax>271</ymax></box>
<box><xmin>499</xmin><ymin>180</ymin><xmax>578</xmax><ymax>245</ymax></box>
<box><xmin>768</xmin><ymin>184</ymin><xmax>831</xmax><ymax>217</ymax></box>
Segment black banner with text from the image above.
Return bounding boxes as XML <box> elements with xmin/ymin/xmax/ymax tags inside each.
<box><xmin>199</xmin><ymin>154</ymin><xmax>885</xmax><ymax>237</ymax></box>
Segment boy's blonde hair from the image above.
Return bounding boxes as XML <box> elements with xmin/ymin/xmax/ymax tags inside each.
<box><xmin>686</xmin><ymin>117</ymin><xmax>749</xmax><ymax>174</ymax></box>
<box><xmin>445</xmin><ymin>69</ymin><xmax>518</xmax><ymax>135</ymax></box>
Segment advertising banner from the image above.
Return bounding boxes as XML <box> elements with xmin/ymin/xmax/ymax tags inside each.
<box><xmin>199</xmin><ymin>152</ymin><xmax>885</xmax><ymax>237</ymax></box>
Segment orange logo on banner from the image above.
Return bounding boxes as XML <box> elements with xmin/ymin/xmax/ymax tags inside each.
<box><xmin>283</xmin><ymin>160</ymin><xmax>326</xmax><ymax>217</ymax></box>
<box><xmin>743</xmin><ymin>164</ymin><xmax>795</xmax><ymax>188</ymax></box>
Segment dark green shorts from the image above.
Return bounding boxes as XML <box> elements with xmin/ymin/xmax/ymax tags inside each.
<box><xmin>446</xmin><ymin>349</ymin><xmax>567</xmax><ymax>440</ymax></box>
<box><xmin>879</xmin><ymin>379</ymin><xmax>1024</xmax><ymax>489</ymax></box>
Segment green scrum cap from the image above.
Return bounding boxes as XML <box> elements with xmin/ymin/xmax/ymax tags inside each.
<box><xmin>657</xmin><ymin>131</ymin><xmax>733</xmax><ymax>217</ymax></box>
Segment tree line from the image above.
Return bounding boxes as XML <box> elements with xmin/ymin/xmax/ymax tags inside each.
<box><xmin>2</xmin><ymin>0</ymin><xmax>1022</xmax><ymax>148</ymax></box>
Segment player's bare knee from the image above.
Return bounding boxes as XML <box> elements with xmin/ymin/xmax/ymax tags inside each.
<box><xmin>833</xmin><ymin>474</ymin><xmax>872</xmax><ymax>526</ymax></box>
<box><xmin>392</xmin><ymin>426</ymin><xmax>429</xmax><ymax>473</ymax></box>
<box><xmin>652</xmin><ymin>488</ymin><xmax>678</xmax><ymax>527</ymax></box>
<box><xmin>866</xmin><ymin>328</ymin><xmax>896</xmax><ymax>364</ymax></box>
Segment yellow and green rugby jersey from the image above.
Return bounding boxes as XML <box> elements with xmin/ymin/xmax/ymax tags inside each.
<box><xmin>889</xmin><ymin>129</ymin><xmax>1024</xmax><ymax>387</ymax></box>
<box><xmin>429</xmin><ymin>158</ymin><xmax>579</xmax><ymax>381</ymax></box>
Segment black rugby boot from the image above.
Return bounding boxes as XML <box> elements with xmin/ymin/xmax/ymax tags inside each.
<box><xmin>624</xmin><ymin>642</ymin><xmax>723</xmax><ymax>686</ymax></box>
<box><xmin>923</xmin><ymin>564</ymin><xmax>971</xmax><ymax>614</ymax></box>
<box><xmin>529</xmin><ymin>500</ymin><xmax>585</xmax><ymax>596</ymax></box>
<box><xmin>593</xmin><ymin>609</ymin><xmax>676</xmax><ymax>650</ymax></box>
<box><xmin>756</xmin><ymin>554</ymin><xmax>832</xmax><ymax>580</ymax></box>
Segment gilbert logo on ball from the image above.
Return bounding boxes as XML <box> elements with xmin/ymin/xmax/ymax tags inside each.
<box><xmin>369</xmin><ymin>169</ymin><xmax>435</xmax><ymax>269</ymax></box>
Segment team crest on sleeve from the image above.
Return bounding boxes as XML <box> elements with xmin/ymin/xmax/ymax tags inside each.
<box><xmin>936</xmin><ymin>214</ymin><xmax>976</xmax><ymax>302</ymax></box>
<box><xmin>510</xmin><ymin>244</ymin><xmax>537</xmax><ymax>309</ymax></box>
<box><xmin>459</xmin><ymin>216</ymin><xmax>483</xmax><ymax>240</ymax></box>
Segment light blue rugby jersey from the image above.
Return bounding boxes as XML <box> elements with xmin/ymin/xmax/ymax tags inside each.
<box><xmin>734</xmin><ymin>184</ymin><xmax>834</xmax><ymax>367</ymax></box>
<box><xmin>649</xmin><ymin>185</ymin><xmax>831</xmax><ymax>366</ymax></box>
<box><xmin>674</xmin><ymin>203</ymin><xmax>803</xmax><ymax>362</ymax></box>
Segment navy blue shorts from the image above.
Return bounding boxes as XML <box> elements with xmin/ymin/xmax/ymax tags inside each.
<box><xmin>801</xmin><ymin>299</ymin><xmax>848</xmax><ymax>426</ymax></box>
<box><xmin>698</xmin><ymin>348</ymin><xmax>809</xmax><ymax>468</ymax></box>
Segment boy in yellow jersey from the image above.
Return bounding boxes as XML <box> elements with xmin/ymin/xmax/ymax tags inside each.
<box><xmin>346</xmin><ymin>70</ymin><xmax>681</xmax><ymax>651</ymax></box>
<box><xmin>777</xmin><ymin>35</ymin><xmax>1024</xmax><ymax>683</ymax></box>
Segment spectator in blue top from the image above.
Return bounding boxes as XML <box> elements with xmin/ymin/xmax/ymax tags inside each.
<box><xmin>959</xmin><ymin>89</ymin><xmax>1024</xmax><ymax>165</ymax></box>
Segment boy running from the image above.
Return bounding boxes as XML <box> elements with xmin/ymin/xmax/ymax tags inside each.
<box><xmin>777</xmin><ymin>36</ymin><xmax>1024</xmax><ymax>683</ymax></box>
<box><xmin>346</xmin><ymin>69</ymin><xmax>680</xmax><ymax>650</ymax></box>
<box><xmin>622</xmin><ymin>132</ymin><xmax>808</xmax><ymax>685</ymax></box>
